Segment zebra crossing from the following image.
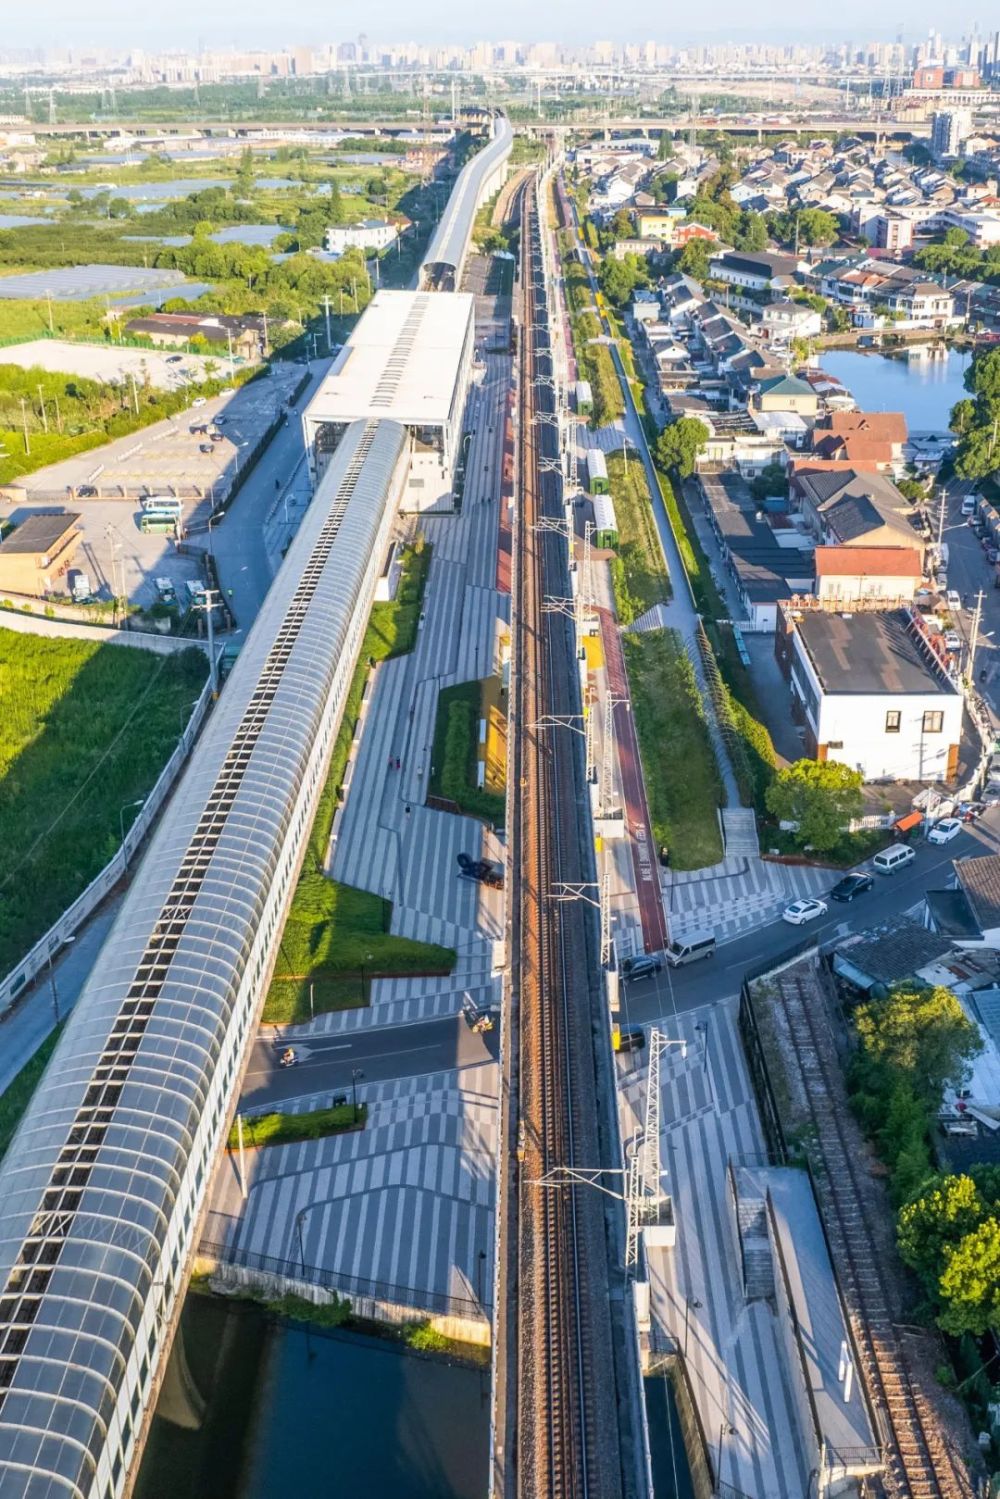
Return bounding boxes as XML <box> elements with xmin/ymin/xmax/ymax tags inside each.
<box><xmin>664</xmin><ymin>855</ymin><xmax>831</xmax><ymax>943</ymax></box>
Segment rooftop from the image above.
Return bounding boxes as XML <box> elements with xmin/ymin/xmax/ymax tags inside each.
<box><xmin>303</xmin><ymin>289</ymin><xmax>474</xmax><ymax>429</ymax></box>
<box><xmin>813</xmin><ymin>545</ymin><xmax>923</xmax><ymax>578</ymax></box>
<box><xmin>794</xmin><ymin>608</ymin><xmax>958</xmax><ymax>696</ymax></box>
<box><xmin>831</xmin><ymin>915</ymin><xmax>954</xmax><ymax>986</ymax></box>
<box><xmin>822</xmin><ymin>410</ymin><xmax>908</xmax><ymax>444</ymax></box>
<box><xmin>0</xmin><ymin>512</ymin><xmax>79</xmax><ymax>555</ymax></box>
<box><xmin>955</xmin><ymin>855</ymin><xmax>1000</xmax><ymax>934</ymax></box>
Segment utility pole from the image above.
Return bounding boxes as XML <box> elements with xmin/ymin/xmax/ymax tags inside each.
<box><xmin>236</xmin><ymin>1113</ymin><xmax>248</xmax><ymax>1200</ymax></box>
<box><xmin>323</xmin><ymin>292</ymin><xmax>332</xmax><ymax>352</ymax></box>
<box><xmin>20</xmin><ymin>397</ymin><xmax>30</xmax><ymax>455</ymax></box>
<box><xmin>194</xmin><ymin>589</ymin><xmax>220</xmax><ymax>697</ymax></box>
<box><xmin>129</xmin><ymin>371</ymin><xmax>139</xmax><ymax>416</ymax></box>
<box><xmin>968</xmin><ymin>588</ymin><xmax>986</xmax><ymax>682</ymax></box>
<box><xmin>37</xmin><ymin>386</ymin><xmax>48</xmax><ymax>434</ymax></box>
<box><xmin>45</xmin><ymin>291</ymin><xmax>54</xmax><ymax>334</ymax></box>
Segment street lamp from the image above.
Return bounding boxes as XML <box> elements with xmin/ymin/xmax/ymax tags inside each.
<box><xmin>119</xmin><ymin>797</ymin><xmax>145</xmax><ymax>862</ymax></box>
<box><xmin>46</xmin><ymin>935</ymin><xmax>75</xmax><ymax>1023</ymax></box>
<box><xmin>178</xmin><ymin>697</ymin><xmax>200</xmax><ymax>743</ymax></box>
<box><xmin>717</xmin><ymin>1421</ymin><xmax>735</xmax><ymax>1485</ymax></box>
<box><xmin>684</xmin><ymin>1296</ymin><xmax>702</xmax><ymax>1356</ymax></box>
<box><xmin>351</xmin><ymin>1068</ymin><xmax>364</xmax><ymax>1124</ymax></box>
<box><xmin>295</xmin><ymin>1208</ymin><xmax>308</xmax><ymax>1276</ymax></box>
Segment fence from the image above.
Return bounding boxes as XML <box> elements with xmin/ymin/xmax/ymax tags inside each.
<box><xmin>0</xmin><ymin>606</ymin><xmax>209</xmax><ymax>655</ymax></box>
<box><xmin>0</xmin><ymin>677</ymin><xmax>213</xmax><ymax>1017</ymax></box>
<box><xmin>197</xmin><ymin>1236</ymin><xmax>491</xmax><ymax>1329</ymax></box>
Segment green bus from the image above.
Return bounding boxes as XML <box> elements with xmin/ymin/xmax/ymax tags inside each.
<box><xmin>139</xmin><ymin>510</ymin><xmax>179</xmax><ymax>536</ymax></box>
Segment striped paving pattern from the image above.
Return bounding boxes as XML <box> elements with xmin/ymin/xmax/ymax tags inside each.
<box><xmin>207</xmin><ymin>1065</ymin><xmax>498</xmax><ymax>1310</ymax></box>
<box><xmin>619</xmin><ymin>1003</ymin><xmax>810</xmax><ymax>1497</ymax></box>
<box><xmin>665</xmin><ymin>856</ymin><xmax>832</xmax><ymax>943</ymax></box>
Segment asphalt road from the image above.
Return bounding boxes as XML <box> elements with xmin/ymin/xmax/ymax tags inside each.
<box><xmin>241</xmin><ymin>1012</ymin><xmax>498</xmax><ymax>1112</ymax></box>
<box><xmin>617</xmin><ymin>810</ymin><xmax>1000</xmax><ymax>1030</ymax></box>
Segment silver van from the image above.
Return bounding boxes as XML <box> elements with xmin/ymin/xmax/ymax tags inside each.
<box><xmin>665</xmin><ymin>931</ymin><xmax>716</xmax><ymax>967</ymax></box>
<box><xmin>872</xmin><ymin>844</ymin><xmax>916</xmax><ymax>876</ymax></box>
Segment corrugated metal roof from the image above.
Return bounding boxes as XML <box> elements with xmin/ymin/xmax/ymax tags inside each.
<box><xmin>0</xmin><ymin>417</ymin><xmax>407</xmax><ymax>1498</ymax></box>
<box><xmin>421</xmin><ymin>113</ymin><xmax>513</xmax><ymax>284</ymax></box>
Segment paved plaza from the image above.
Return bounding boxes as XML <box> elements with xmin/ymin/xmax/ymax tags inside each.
<box><xmin>0</xmin><ymin>338</ymin><xmax>231</xmax><ymax>392</ymax></box>
<box><xmin>205</xmin><ymin>1063</ymin><xmax>498</xmax><ymax>1313</ymax></box>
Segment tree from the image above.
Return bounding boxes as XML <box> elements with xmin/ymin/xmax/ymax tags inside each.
<box><xmin>795</xmin><ymin>208</ymin><xmax>839</xmax><ymax>247</ymax></box>
<box><xmin>598</xmin><ymin>253</ymin><xmax>646</xmax><ymax>308</ymax></box>
<box><xmin>735</xmin><ymin>211</ymin><xmax>768</xmax><ymax>252</ymax></box>
<box><xmin>854</xmin><ymin>985</ymin><xmax>983</xmax><ymax>1113</ymax></box>
<box><xmin>655</xmin><ymin>416</ymin><xmax>708</xmax><ymax>478</ymax></box>
<box><xmin>327</xmin><ymin>180</ymin><xmax>344</xmax><ymax>226</ymax></box>
<box><xmin>764</xmin><ymin>758</ymin><xmax>862</xmax><ymax>850</ymax></box>
<box><xmin>965</xmin><ymin>347</ymin><xmax>1000</xmax><ymax>408</ymax></box>
<box><xmin>949</xmin><ymin>398</ymin><xmax>977</xmax><ymax>438</ymax></box>
<box><xmin>657</xmin><ymin>132</ymin><xmax>674</xmax><ymax>162</ymax></box>
<box><xmin>938</xmin><ymin>1221</ymin><xmax>1000</xmax><ymax>1335</ymax></box>
<box><xmin>943</xmin><ymin>226</ymin><xmax>970</xmax><ymax>248</ymax></box>
<box><xmin>608</xmin><ymin>207</ymin><xmax>635</xmax><ymax>242</ymax></box>
<box><xmin>899</xmin><ymin>1173</ymin><xmax>993</xmax><ymax>1293</ymax></box>
<box><xmin>676</xmin><ymin>237</ymin><xmax>711</xmax><ymax>282</ymax></box>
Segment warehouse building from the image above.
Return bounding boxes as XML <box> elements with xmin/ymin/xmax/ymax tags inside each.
<box><xmin>301</xmin><ymin>289</ymin><xmax>476</xmax><ymax>512</ymax></box>
<box><xmin>0</xmin><ymin>512</ymin><xmax>81</xmax><ymax>598</ymax></box>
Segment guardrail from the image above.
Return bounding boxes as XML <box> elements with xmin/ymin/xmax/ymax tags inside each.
<box><xmin>198</xmin><ymin>1236</ymin><xmax>490</xmax><ymax>1321</ymax></box>
<box><xmin>0</xmin><ymin>678</ymin><xmax>213</xmax><ymax>1018</ymax></box>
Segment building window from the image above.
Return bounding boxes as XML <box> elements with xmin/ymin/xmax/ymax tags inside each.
<box><xmin>923</xmin><ymin>711</ymin><xmax>944</xmax><ymax>734</ymax></box>
<box><xmin>885</xmin><ymin>711</ymin><xmax>901</xmax><ymax>734</ymax></box>
<box><xmin>827</xmin><ymin>741</ymin><xmax>843</xmax><ymax>750</ymax></box>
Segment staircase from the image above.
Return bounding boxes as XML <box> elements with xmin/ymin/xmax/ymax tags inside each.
<box><xmin>722</xmin><ymin>807</ymin><xmax>759</xmax><ymax>858</ymax></box>
<box><xmin>736</xmin><ymin>1194</ymin><xmax>775</xmax><ymax>1301</ymax></box>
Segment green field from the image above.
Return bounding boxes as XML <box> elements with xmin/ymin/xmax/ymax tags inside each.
<box><xmin>263</xmin><ymin>539</ymin><xmax>456</xmax><ymax>1025</ymax></box>
<box><xmin>605</xmin><ymin>451</ymin><xmax>670</xmax><ymax>624</ymax></box>
<box><xmin>623</xmin><ymin>628</ymin><xmax>724</xmax><ymax>870</ymax></box>
<box><xmin>229</xmin><ymin>1099</ymin><xmax>366</xmax><ymax>1150</ymax></box>
<box><xmin>0</xmin><ymin>635</ymin><xmax>208</xmax><ymax>974</ymax></box>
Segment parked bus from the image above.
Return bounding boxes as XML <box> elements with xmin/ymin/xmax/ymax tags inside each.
<box><xmin>141</xmin><ymin>495</ymin><xmax>182</xmax><ymax>516</ymax></box>
<box><xmin>139</xmin><ymin>510</ymin><xmax>179</xmax><ymax>535</ymax></box>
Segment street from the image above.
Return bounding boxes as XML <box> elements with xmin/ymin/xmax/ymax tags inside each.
<box><xmin>618</xmin><ymin>808</ymin><xmax>1000</xmax><ymax>1027</ymax></box>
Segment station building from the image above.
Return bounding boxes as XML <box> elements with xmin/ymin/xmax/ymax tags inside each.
<box><xmin>301</xmin><ymin>289</ymin><xmax>476</xmax><ymax>513</ymax></box>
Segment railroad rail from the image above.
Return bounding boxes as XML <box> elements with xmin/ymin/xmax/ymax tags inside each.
<box><xmin>772</xmin><ymin>965</ymin><xmax>975</xmax><ymax>1499</ymax></box>
<box><xmin>507</xmin><ymin>174</ymin><xmax>623</xmax><ymax>1499</ymax></box>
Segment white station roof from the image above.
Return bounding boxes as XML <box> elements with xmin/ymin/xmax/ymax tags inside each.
<box><xmin>305</xmin><ymin>289</ymin><xmax>474</xmax><ymax>430</ymax></box>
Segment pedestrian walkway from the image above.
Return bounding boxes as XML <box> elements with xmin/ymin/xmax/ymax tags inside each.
<box><xmin>618</xmin><ymin>1002</ymin><xmax>810</xmax><ymax>1498</ymax></box>
<box><xmin>206</xmin><ymin>1062</ymin><xmax>498</xmax><ymax>1313</ymax></box>
<box><xmin>664</xmin><ymin>856</ymin><xmax>830</xmax><ymax>943</ymax></box>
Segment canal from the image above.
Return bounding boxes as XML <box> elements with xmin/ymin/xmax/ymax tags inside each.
<box><xmin>818</xmin><ymin>346</ymin><xmax>972</xmax><ymax>433</ymax></box>
<box><xmin>134</xmin><ymin>1293</ymin><xmax>490</xmax><ymax>1499</ymax></box>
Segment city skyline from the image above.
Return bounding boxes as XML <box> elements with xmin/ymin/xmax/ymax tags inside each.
<box><xmin>3</xmin><ymin>6</ymin><xmax>999</xmax><ymax>54</ymax></box>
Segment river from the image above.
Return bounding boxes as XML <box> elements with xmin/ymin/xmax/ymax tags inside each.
<box><xmin>134</xmin><ymin>1294</ymin><xmax>489</xmax><ymax>1499</ymax></box>
<box><xmin>817</xmin><ymin>347</ymin><xmax>973</xmax><ymax>434</ymax></box>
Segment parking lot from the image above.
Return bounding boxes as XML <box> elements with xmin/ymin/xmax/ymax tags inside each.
<box><xmin>0</xmin><ymin>339</ymin><xmax>233</xmax><ymax>392</ymax></box>
<box><xmin>4</xmin><ymin>362</ymin><xmax>304</xmax><ymax>507</ymax></box>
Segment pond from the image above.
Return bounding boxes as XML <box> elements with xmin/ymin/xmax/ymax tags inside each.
<box><xmin>817</xmin><ymin>347</ymin><xmax>973</xmax><ymax>434</ymax></box>
<box><xmin>134</xmin><ymin>1293</ymin><xmax>489</xmax><ymax>1499</ymax></box>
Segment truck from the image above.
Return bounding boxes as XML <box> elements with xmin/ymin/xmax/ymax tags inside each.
<box><xmin>69</xmin><ymin>570</ymin><xmax>93</xmax><ymax>603</ymax></box>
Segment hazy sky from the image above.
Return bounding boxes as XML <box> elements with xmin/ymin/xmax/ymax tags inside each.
<box><xmin>5</xmin><ymin>1</ymin><xmax>994</xmax><ymax>50</ymax></box>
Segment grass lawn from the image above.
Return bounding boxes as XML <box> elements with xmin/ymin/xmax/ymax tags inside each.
<box><xmin>605</xmin><ymin>451</ymin><xmax>670</xmax><ymax>624</ymax></box>
<box><xmin>0</xmin><ymin>1023</ymin><xmax>63</xmax><ymax>1161</ymax></box>
<box><xmin>0</xmin><ymin>636</ymin><xmax>208</xmax><ymax>976</ymax></box>
<box><xmin>429</xmin><ymin>678</ymin><xmax>506</xmax><ymax>825</ymax></box>
<box><xmin>230</xmin><ymin>1100</ymin><xmax>366</xmax><ymax>1150</ymax></box>
<box><xmin>623</xmin><ymin>628</ymin><xmax>724</xmax><ymax>870</ymax></box>
<box><xmin>263</xmin><ymin>536</ymin><xmax>455</xmax><ymax>1025</ymax></box>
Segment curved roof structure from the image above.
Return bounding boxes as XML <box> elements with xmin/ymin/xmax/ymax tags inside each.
<box><xmin>0</xmin><ymin>417</ymin><xmax>407</xmax><ymax>1499</ymax></box>
<box><xmin>421</xmin><ymin>112</ymin><xmax>513</xmax><ymax>291</ymax></box>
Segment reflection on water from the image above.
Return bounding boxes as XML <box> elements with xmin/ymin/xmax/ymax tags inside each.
<box><xmin>135</xmin><ymin>1293</ymin><xmax>489</xmax><ymax>1499</ymax></box>
<box><xmin>818</xmin><ymin>348</ymin><xmax>972</xmax><ymax>433</ymax></box>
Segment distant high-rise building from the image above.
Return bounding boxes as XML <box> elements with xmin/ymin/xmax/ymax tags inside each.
<box><xmin>931</xmin><ymin>107</ymin><xmax>972</xmax><ymax>159</ymax></box>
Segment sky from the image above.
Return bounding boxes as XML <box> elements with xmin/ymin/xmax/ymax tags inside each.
<box><xmin>3</xmin><ymin>1</ymin><xmax>995</xmax><ymax>51</ymax></box>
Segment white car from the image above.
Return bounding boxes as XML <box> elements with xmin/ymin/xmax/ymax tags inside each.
<box><xmin>944</xmin><ymin>631</ymin><xmax>962</xmax><ymax>652</ymax></box>
<box><xmin>946</xmin><ymin>590</ymin><xmax>963</xmax><ymax>612</ymax></box>
<box><xmin>191</xmin><ymin>396</ymin><xmax>207</xmax><ymax>408</ymax></box>
<box><xmin>928</xmin><ymin>818</ymin><xmax>962</xmax><ymax>844</ymax></box>
<box><xmin>782</xmin><ymin>897</ymin><xmax>828</xmax><ymax>926</ymax></box>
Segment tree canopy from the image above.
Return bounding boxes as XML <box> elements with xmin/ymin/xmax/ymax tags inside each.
<box><xmin>898</xmin><ymin>1168</ymin><xmax>1000</xmax><ymax>1336</ymax></box>
<box><xmin>655</xmin><ymin>416</ymin><xmax>709</xmax><ymax>478</ymax></box>
<box><xmin>952</xmin><ymin>347</ymin><xmax>1000</xmax><ymax>481</ymax></box>
<box><xmin>854</xmin><ymin>984</ymin><xmax>983</xmax><ymax>1113</ymax></box>
<box><xmin>764</xmin><ymin>757</ymin><xmax>862</xmax><ymax>851</ymax></box>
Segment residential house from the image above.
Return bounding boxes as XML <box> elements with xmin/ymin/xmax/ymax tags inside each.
<box><xmin>324</xmin><ymin>218</ymin><xmax>400</xmax><ymax>253</ymax></box>
<box><xmin>812</xmin><ymin>411</ymin><xmax>907</xmax><ymax>471</ymax></box>
<box><xmin>775</xmin><ymin>603</ymin><xmax>962</xmax><ymax>781</ymax></box>
<box><xmin>759</xmin><ymin>300</ymin><xmax>823</xmax><ymax>347</ymax></box>
<box><xmin>708</xmin><ymin>249</ymin><xmax>802</xmax><ymax>299</ymax></box>
<box><xmin>124</xmin><ymin>312</ymin><xmax>265</xmax><ymax>360</ymax></box>
<box><xmin>755</xmin><ymin>373</ymin><xmax>819</xmax><ymax>418</ymax></box>
<box><xmin>813</xmin><ymin>545</ymin><xmax>923</xmax><ymax>604</ymax></box>
<box><xmin>792</xmin><ymin>467</ymin><xmax>924</xmax><ymax>554</ymax></box>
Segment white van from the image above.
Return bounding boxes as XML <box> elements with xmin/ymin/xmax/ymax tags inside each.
<box><xmin>665</xmin><ymin>931</ymin><xmax>716</xmax><ymax>967</ymax></box>
<box><xmin>873</xmin><ymin>844</ymin><xmax>916</xmax><ymax>876</ymax></box>
<box><xmin>961</xmin><ymin>494</ymin><xmax>977</xmax><ymax>517</ymax></box>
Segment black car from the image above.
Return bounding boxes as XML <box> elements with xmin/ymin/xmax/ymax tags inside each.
<box><xmin>830</xmin><ymin>872</ymin><xmax>874</xmax><ymax>902</ymax></box>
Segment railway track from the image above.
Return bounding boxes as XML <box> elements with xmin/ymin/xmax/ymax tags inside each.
<box><xmin>508</xmin><ymin>175</ymin><xmax>622</xmax><ymax>1499</ymax></box>
<box><xmin>774</xmin><ymin>967</ymin><xmax>975</xmax><ymax>1499</ymax></box>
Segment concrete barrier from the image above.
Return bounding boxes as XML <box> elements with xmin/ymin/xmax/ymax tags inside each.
<box><xmin>0</xmin><ymin>607</ymin><xmax>210</xmax><ymax>655</ymax></box>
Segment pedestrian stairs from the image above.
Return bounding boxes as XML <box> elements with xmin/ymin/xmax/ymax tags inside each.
<box><xmin>722</xmin><ymin>807</ymin><xmax>759</xmax><ymax>858</ymax></box>
<box><xmin>735</xmin><ymin>1190</ymin><xmax>775</xmax><ymax>1302</ymax></box>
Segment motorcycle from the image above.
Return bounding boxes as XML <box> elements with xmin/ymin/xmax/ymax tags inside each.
<box><xmin>279</xmin><ymin>1049</ymin><xmax>297</xmax><ymax>1068</ymax></box>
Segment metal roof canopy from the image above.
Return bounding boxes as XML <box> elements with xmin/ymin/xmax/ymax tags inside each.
<box><xmin>421</xmin><ymin>112</ymin><xmax>513</xmax><ymax>287</ymax></box>
<box><xmin>303</xmin><ymin>289</ymin><xmax>474</xmax><ymax>431</ymax></box>
<box><xmin>0</xmin><ymin>417</ymin><xmax>407</xmax><ymax>1499</ymax></box>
